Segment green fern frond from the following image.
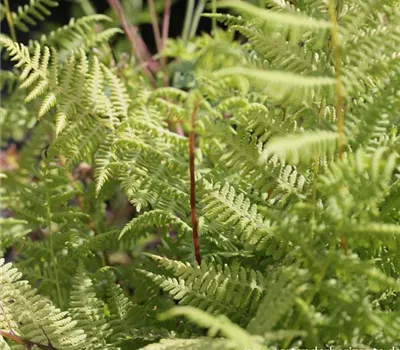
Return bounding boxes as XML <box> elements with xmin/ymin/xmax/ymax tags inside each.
<box><xmin>201</xmin><ymin>181</ymin><xmax>274</xmax><ymax>247</ymax></box>
<box><xmin>346</xmin><ymin>74</ymin><xmax>400</xmax><ymax>147</ymax></box>
<box><xmin>261</xmin><ymin>130</ymin><xmax>338</xmax><ymax>165</ymax></box>
<box><xmin>101</xmin><ymin>272</ymin><xmax>138</xmax><ymax>346</ymax></box>
<box><xmin>48</xmin><ymin>117</ymin><xmax>105</xmax><ymax>166</ymax></box>
<box><xmin>94</xmin><ymin>133</ymin><xmax>117</xmax><ymax>196</ymax></box>
<box><xmin>205</xmin><ymin>127</ymin><xmax>265</xmax><ymax>178</ymax></box>
<box><xmin>275</xmin><ymin>165</ymin><xmax>309</xmax><ymax>203</ymax></box>
<box><xmin>119</xmin><ymin>209</ymin><xmax>191</xmax><ymax>240</ymax></box>
<box><xmin>86</xmin><ymin>56</ymin><xmax>113</xmax><ymax>117</ymax></box>
<box><xmin>0</xmin><ymin>36</ymin><xmax>59</xmax><ymax>117</ymax></box>
<box><xmin>0</xmin><ymin>218</ymin><xmax>30</xmax><ymax>256</ymax></box>
<box><xmin>139</xmin><ymin>254</ymin><xmax>266</xmax><ymax>324</ymax></box>
<box><xmin>215</xmin><ymin>67</ymin><xmax>335</xmax><ymax>105</ymax></box>
<box><xmin>218</xmin><ymin>0</ymin><xmax>331</xmax><ymax>30</ymax></box>
<box><xmin>139</xmin><ymin>338</ymin><xmax>234</xmax><ymax>350</ymax></box>
<box><xmin>11</xmin><ymin>0</ymin><xmax>59</xmax><ymax>32</ymax></box>
<box><xmin>247</xmin><ymin>267</ymin><xmax>308</xmax><ymax>335</ymax></box>
<box><xmin>218</xmin><ymin>0</ymin><xmax>331</xmax><ymax>49</ymax></box>
<box><xmin>68</xmin><ymin>266</ymin><xmax>116</xmax><ymax>349</ymax></box>
<box><xmin>0</xmin><ymin>69</ymin><xmax>19</xmax><ymax>92</ymax></box>
<box><xmin>103</xmin><ymin>66</ymin><xmax>130</xmax><ymax>117</ymax></box>
<box><xmin>1</xmin><ymin>36</ymin><xmax>128</xmax><ymax>136</ymax></box>
<box><xmin>1</xmin><ymin>0</ymin><xmax>400</xmax><ymax>348</ymax></box>
<box><xmin>342</xmin><ymin>22</ymin><xmax>400</xmax><ymax>96</ymax></box>
<box><xmin>201</xmin><ymin>13</ymin><xmax>245</xmax><ymax>27</ymax></box>
<box><xmin>32</xmin><ymin>15</ymin><xmax>123</xmax><ymax>54</ymax></box>
<box><xmin>343</xmin><ymin>222</ymin><xmax>400</xmax><ymax>251</ymax></box>
<box><xmin>263</xmin><ymin>0</ymin><xmax>297</xmax><ymax>12</ymax></box>
<box><xmin>116</xmin><ymin>150</ymin><xmax>189</xmax><ymax>213</ymax></box>
<box><xmin>319</xmin><ymin>148</ymin><xmax>398</xmax><ymax>207</ymax></box>
<box><xmin>0</xmin><ymin>259</ymin><xmax>86</xmax><ymax>349</ymax></box>
<box><xmin>345</xmin><ymin>223</ymin><xmax>400</xmax><ymax>236</ymax></box>
<box><xmin>33</xmin><ymin>14</ymin><xmax>112</xmax><ymax>46</ymax></box>
<box><xmin>232</xmin><ymin>24</ymin><xmax>324</xmax><ymax>74</ymax></box>
<box><xmin>159</xmin><ymin>306</ymin><xmax>264</xmax><ymax>349</ymax></box>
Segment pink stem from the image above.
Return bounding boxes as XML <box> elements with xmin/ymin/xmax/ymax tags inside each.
<box><xmin>161</xmin><ymin>0</ymin><xmax>171</xmax><ymax>85</ymax></box>
<box><xmin>107</xmin><ymin>0</ymin><xmax>156</xmax><ymax>87</ymax></box>
<box><xmin>148</xmin><ymin>0</ymin><xmax>163</xmax><ymax>53</ymax></box>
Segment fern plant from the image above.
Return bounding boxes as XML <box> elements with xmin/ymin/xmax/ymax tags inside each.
<box><xmin>1</xmin><ymin>0</ymin><xmax>400</xmax><ymax>349</ymax></box>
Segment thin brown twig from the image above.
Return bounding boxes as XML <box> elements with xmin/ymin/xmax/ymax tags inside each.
<box><xmin>0</xmin><ymin>330</ymin><xmax>57</xmax><ymax>350</ymax></box>
<box><xmin>107</xmin><ymin>0</ymin><xmax>156</xmax><ymax>87</ymax></box>
<box><xmin>189</xmin><ymin>101</ymin><xmax>202</xmax><ymax>265</ymax></box>
<box><xmin>161</xmin><ymin>0</ymin><xmax>171</xmax><ymax>86</ymax></box>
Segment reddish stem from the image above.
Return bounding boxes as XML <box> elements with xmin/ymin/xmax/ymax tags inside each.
<box><xmin>107</xmin><ymin>0</ymin><xmax>156</xmax><ymax>87</ymax></box>
<box><xmin>0</xmin><ymin>330</ymin><xmax>57</xmax><ymax>350</ymax></box>
<box><xmin>175</xmin><ymin>122</ymin><xmax>184</xmax><ymax>136</ymax></box>
<box><xmin>189</xmin><ymin>101</ymin><xmax>202</xmax><ymax>265</ymax></box>
<box><xmin>161</xmin><ymin>0</ymin><xmax>171</xmax><ymax>86</ymax></box>
<box><xmin>148</xmin><ymin>0</ymin><xmax>162</xmax><ymax>53</ymax></box>
<box><xmin>340</xmin><ymin>234</ymin><xmax>348</xmax><ymax>255</ymax></box>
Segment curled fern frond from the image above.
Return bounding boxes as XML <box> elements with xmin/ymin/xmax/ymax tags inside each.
<box><xmin>121</xmin><ymin>210</ymin><xmax>190</xmax><ymax>237</ymax></box>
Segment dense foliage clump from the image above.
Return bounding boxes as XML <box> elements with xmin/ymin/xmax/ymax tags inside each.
<box><xmin>1</xmin><ymin>0</ymin><xmax>400</xmax><ymax>349</ymax></box>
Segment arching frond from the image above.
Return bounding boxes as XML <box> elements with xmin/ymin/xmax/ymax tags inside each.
<box><xmin>119</xmin><ymin>210</ymin><xmax>191</xmax><ymax>241</ymax></box>
<box><xmin>215</xmin><ymin>67</ymin><xmax>335</xmax><ymax>105</ymax></box>
<box><xmin>160</xmin><ymin>307</ymin><xmax>264</xmax><ymax>349</ymax></box>
<box><xmin>218</xmin><ymin>0</ymin><xmax>331</xmax><ymax>31</ymax></box>
<box><xmin>139</xmin><ymin>338</ymin><xmax>234</xmax><ymax>350</ymax></box>
<box><xmin>261</xmin><ymin>130</ymin><xmax>338</xmax><ymax>165</ymax></box>
<box><xmin>33</xmin><ymin>15</ymin><xmax>122</xmax><ymax>53</ymax></box>
<box><xmin>11</xmin><ymin>0</ymin><xmax>59</xmax><ymax>32</ymax></box>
